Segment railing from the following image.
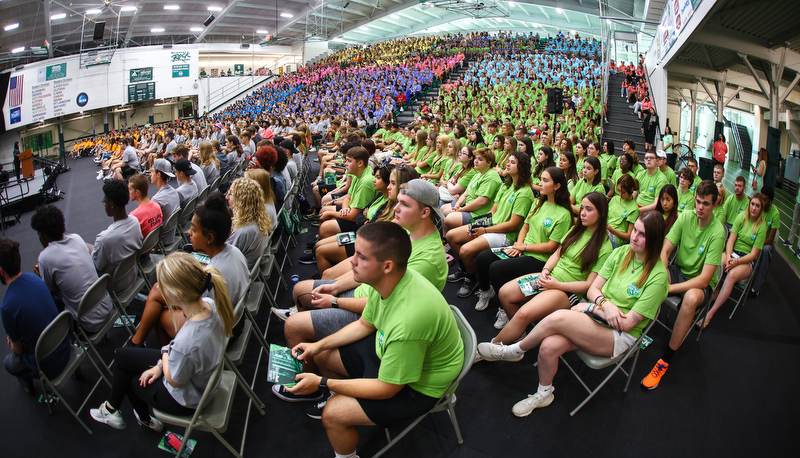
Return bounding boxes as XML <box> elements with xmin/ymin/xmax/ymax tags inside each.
<box><xmin>206</xmin><ymin>75</ymin><xmax>272</xmax><ymax>113</ymax></box>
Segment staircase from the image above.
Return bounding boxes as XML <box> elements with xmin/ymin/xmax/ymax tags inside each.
<box><xmin>395</xmin><ymin>60</ymin><xmax>472</xmax><ymax>125</ymax></box>
<box><xmin>603</xmin><ymin>72</ymin><xmax>646</xmax><ymax>158</ymax></box>
<box><xmin>731</xmin><ymin>122</ymin><xmax>753</xmax><ymax>170</ymax></box>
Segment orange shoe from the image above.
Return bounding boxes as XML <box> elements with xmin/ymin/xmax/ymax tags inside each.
<box><xmin>641</xmin><ymin>359</ymin><xmax>669</xmax><ymax>390</ymax></box>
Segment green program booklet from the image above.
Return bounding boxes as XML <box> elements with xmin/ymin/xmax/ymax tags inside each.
<box><xmin>468</xmin><ymin>213</ymin><xmax>493</xmax><ymax>231</ymax></box>
<box><xmin>517</xmin><ymin>274</ymin><xmax>541</xmax><ymax>297</ymax></box>
<box><xmin>267</xmin><ymin>344</ymin><xmax>304</xmax><ymax>387</ymax></box>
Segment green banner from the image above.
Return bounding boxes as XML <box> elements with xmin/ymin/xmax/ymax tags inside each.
<box><xmin>46</xmin><ymin>63</ymin><xmax>67</xmax><ymax>81</ymax></box>
<box><xmin>172</xmin><ymin>64</ymin><xmax>190</xmax><ymax>78</ymax></box>
<box><xmin>130</xmin><ymin>67</ymin><xmax>153</xmax><ymax>83</ymax></box>
<box><xmin>234</xmin><ymin>64</ymin><xmax>244</xmax><ymax>75</ymax></box>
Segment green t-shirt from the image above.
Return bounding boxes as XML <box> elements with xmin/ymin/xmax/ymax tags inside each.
<box><xmin>492</xmin><ymin>184</ymin><xmax>535</xmax><ymax>242</ymax></box>
<box><xmin>465</xmin><ymin>169</ymin><xmax>502</xmax><ymax>215</ymax></box>
<box><xmin>690</xmin><ymin>175</ymin><xmax>701</xmax><ymax>193</ymax></box>
<box><xmin>607</xmin><ymin>196</ymin><xmax>640</xmax><ymax>234</ymax></box>
<box><xmin>611</xmin><ymin>169</ymin><xmax>635</xmax><ymax>188</ymax></box>
<box><xmin>636</xmin><ymin>169</ymin><xmax>668</xmax><ymax>207</ymax></box>
<box><xmin>667</xmin><ymin>210</ymin><xmax>726</xmax><ymax>289</ymax></box>
<box><xmin>429</xmin><ymin>156</ymin><xmax>453</xmax><ymax>184</ymax></box>
<box><xmin>484</xmin><ymin>132</ymin><xmax>497</xmax><ymax>146</ymax></box>
<box><xmin>762</xmin><ymin>204</ymin><xmax>780</xmax><ymax>237</ymax></box>
<box><xmin>723</xmin><ymin>193</ymin><xmax>748</xmax><ymax>225</ymax></box>
<box><xmin>441</xmin><ymin>161</ymin><xmax>462</xmax><ymax>183</ymax></box>
<box><xmin>523</xmin><ymin>201</ymin><xmax>573</xmax><ymax>261</ymax></box>
<box><xmin>413</xmin><ymin>146</ymin><xmax>430</xmax><ymax>164</ymax></box>
<box><xmin>366</xmin><ymin>194</ymin><xmax>389</xmax><ymax>221</ymax></box>
<box><xmin>731</xmin><ymin>212</ymin><xmax>766</xmax><ymax>254</ymax></box>
<box><xmin>551</xmin><ymin>230</ymin><xmax>613</xmax><ymax>293</ymax></box>
<box><xmin>456</xmin><ymin>168</ymin><xmax>478</xmax><ymax>190</ymax></box>
<box><xmin>677</xmin><ymin>188</ymin><xmax>696</xmax><ymax>213</ymax></box>
<box><xmin>660</xmin><ymin>167</ymin><xmax>676</xmax><ymax>189</ymax></box>
<box><xmin>602</xmin><ymin>153</ymin><xmax>617</xmax><ymax>175</ymax></box>
<box><xmin>712</xmin><ymin>205</ymin><xmax>726</xmax><ymax>225</ymax></box>
<box><xmin>362</xmin><ymin>269</ymin><xmax>464</xmax><ymax>399</ymax></box>
<box><xmin>571</xmin><ymin>179</ymin><xmax>605</xmax><ymax>205</ymax></box>
<box><xmin>348</xmin><ymin>168</ymin><xmax>378</xmax><ymax>210</ymax></box>
<box><xmin>598</xmin><ymin>245</ymin><xmax>669</xmax><ymax>338</ymax></box>
<box><xmin>592</xmin><ymin>155</ymin><xmax>609</xmax><ymax>181</ymax></box>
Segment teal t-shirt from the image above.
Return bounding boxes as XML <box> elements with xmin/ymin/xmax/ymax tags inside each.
<box><xmin>492</xmin><ymin>184</ymin><xmax>535</xmax><ymax>242</ymax></box>
<box><xmin>667</xmin><ymin>210</ymin><xmax>726</xmax><ymax>289</ymax></box>
<box><xmin>464</xmin><ymin>169</ymin><xmax>502</xmax><ymax>215</ymax></box>
<box><xmin>723</xmin><ymin>193</ymin><xmax>748</xmax><ymax>225</ymax></box>
<box><xmin>362</xmin><ymin>269</ymin><xmax>464</xmax><ymax>398</ymax></box>
<box><xmin>636</xmin><ymin>169</ymin><xmax>668</xmax><ymax>207</ymax></box>
<box><xmin>523</xmin><ymin>202</ymin><xmax>573</xmax><ymax>261</ymax></box>
<box><xmin>598</xmin><ymin>245</ymin><xmax>669</xmax><ymax>338</ymax></box>
<box><xmin>731</xmin><ymin>212</ymin><xmax>766</xmax><ymax>254</ymax></box>
<box><xmin>607</xmin><ymin>196</ymin><xmax>640</xmax><ymax>234</ymax></box>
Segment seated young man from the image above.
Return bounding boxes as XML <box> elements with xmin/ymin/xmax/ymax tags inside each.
<box><xmin>110</xmin><ymin>137</ymin><xmax>140</xmax><ymax>181</ymax></box>
<box><xmin>723</xmin><ymin>176</ymin><xmax>748</xmax><ymax>230</ymax></box>
<box><xmin>750</xmin><ymin>185</ymin><xmax>779</xmax><ymax>296</ymax></box>
<box><xmin>284</xmin><ymin>222</ymin><xmax>464</xmax><ymax>458</ymax></box>
<box><xmin>1</xmin><ymin>238</ymin><xmax>70</xmax><ymax>393</ymax></box>
<box><xmin>174</xmin><ymin>158</ymin><xmax>199</xmax><ymax>207</ymax></box>
<box><xmin>635</xmin><ymin>150</ymin><xmax>668</xmax><ymax>212</ymax></box>
<box><xmin>149</xmin><ymin>159</ymin><xmax>181</xmax><ymax>246</ymax></box>
<box><xmin>641</xmin><ymin>180</ymin><xmax>725</xmax><ymax>390</ymax></box>
<box><xmin>172</xmin><ymin>144</ymin><xmax>207</xmax><ymax>191</ymax></box>
<box><xmin>128</xmin><ymin>173</ymin><xmax>163</xmax><ymax>238</ymax></box>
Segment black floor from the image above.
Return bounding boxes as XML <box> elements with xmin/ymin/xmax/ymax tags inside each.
<box><xmin>0</xmin><ymin>156</ymin><xmax>797</xmax><ymax>457</ymax></box>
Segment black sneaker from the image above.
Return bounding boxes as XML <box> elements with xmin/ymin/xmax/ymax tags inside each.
<box><xmin>299</xmin><ymin>254</ymin><xmax>317</xmax><ymax>264</ymax></box>
<box><xmin>271</xmin><ymin>384</ymin><xmax>324</xmax><ymax>403</ymax></box>
<box><xmin>305</xmin><ymin>395</ymin><xmax>330</xmax><ymax>420</ymax></box>
<box><xmin>447</xmin><ymin>269</ymin><xmax>467</xmax><ymax>283</ymax></box>
<box><xmin>457</xmin><ymin>278</ymin><xmax>478</xmax><ymax>298</ymax></box>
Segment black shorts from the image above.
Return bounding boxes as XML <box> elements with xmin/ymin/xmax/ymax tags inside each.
<box><xmin>121</xmin><ymin>165</ymin><xmax>137</xmax><ymax>177</ymax></box>
<box><xmin>667</xmin><ymin>264</ymin><xmax>712</xmax><ymax>304</ymax></box>
<box><xmin>335</xmin><ymin>217</ymin><xmax>360</xmax><ymax>234</ymax></box>
<box><xmin>339</xmin><ymin>334</ymin><xmax>439</xmax><ymax>428</ymax></box>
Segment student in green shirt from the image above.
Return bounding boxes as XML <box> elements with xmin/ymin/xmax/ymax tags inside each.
<box><xmin>750</xmin><ymin>185</ymin><xmax>779</xmax><ymax>295</ymax></box>
<box><xmin>531</xmin><ymin>146</ymin><xmax>556</xmax><ymax>193</ymax></box>
<box><xmin>607</xmin><ymin>153</ymin><xmax>636</xmax><ymax>199</ymax></box>
<box><xmin>657</xmin><ymin>150</ymin><xmax>676</xmax><ymax>189</ymax></box>
<box><xmin>570</xmin><ymin>156</ymin><xmax>605</xmax><ymax>215</ymax></box>
<box><xmin>558</xmin><ymin>151</ymin><xmax>580</xmax><ymax>195</ymax></box>
<box><xmin>723</xmin><ymin>176</ymin><xmax>748</xmax><ymax>227</ymax></box>
<box><xmin>447</xmin><ymin>151</ymin><xmax>534</xmax><ymax>298</ymax></box>
<box><xmin>642</xmin><ymin>180</ymin><xmax>724</xmax><ymax>390</ymax></box>
<box><xmin>587</xmin><ymin>141</ymin><xmax>609</xmax><ymax>185</ymax></box>
<box><xmin>478</xmin><ymin>211</ymin><xmax>668</xmax><ymax>416</ymax></box>
<box><xmin>712</xmin><ymin>182</ymin><xmax>728</xmax><ymax>225</ymax></box>
<box><xmin>635</xmin><ymin>150</ymin><xmax>668</xmax><ymax>212</ymax></box>
<box><xmin>477</xmin><ymin>191</ymin><xmax>613</xmax><ymax>341</ymax></box>
<box><xmin>655</xmin><ymin>184</ymin><xmax>679</xmax><ymax>232</ymax></box>
<box><xmin>467</xmin><ymin>128</ymin><xmax>487</xmax><ymax>149</ymax></box>
<box><xmin>415</xmin><ymin>134</ymin><xmax>446</xmax><ymax>175</ymax></box>
<box><xmin>705</xmin><ymin>193</ymin><xmax>767</xmax><ymax>325</ymax></box>
<box><xmin>317</xmin><ymin>146</ymin><xmax>377</xmax><ymax>239</ymax></box>
<box><xmin>422</xmin><ymin>138</ymin><xmax>461</xmax><ymax>184</ymax></box>
<box><xmin>442</xmin><ymin>148</ymin><xmax>502</xmax><ymax>234</ymax></box>
<box><xmin>676</xmin><ymin>168</ymin><xmax>696</xmax><ymax>213</ymax></box>
<box><xmin>607</xmin><ymin>174</ymin><xmax>640</xmax><ymax>246</ymax></box>
<box><xmin>495</xmin><ymin>136</ymin><xmax>517</xmax><ymax>178</ymax></box>
<box><xmin>439</xmin><ymin>145</ymin><xmax>477</xmax><ymax>204</ymax></box>
<box><xmin>686</xmin><ymin>158</ymin><xmax>701</xmax><ymax>192</ymax></box>
<box><xmin>602</xmin><ymin>140</ymin><xmax>617</xmax><ymax>178</ymax></box>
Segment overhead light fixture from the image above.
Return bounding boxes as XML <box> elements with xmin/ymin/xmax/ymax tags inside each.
<box><xmin>280</xmin><ymin>12</ymin><xmax>293</xmax><ymax>18</ymax></box>
<box><xmin>86</xmin><ymin>9</ymin><xmax>102</xmax><ymax>15</ymax></box>
<box><xmin>121</xmin><ymin>6</ymin><xmax>137</xmax><ymax>12</ymax></box>
<box><xmin>12</xmin><ymin>46</ymin><xmax>25</xmax><ymax>53</ymax></box>
<box><xmin>151</xmin><ymin>27</ymin><xmax>165</xmax><ymax>33</ymax></box>
<box><xmin>204</xmin><ymin>15</ymin><xmax>215</xmax><ymax>26</ymax></box>
<box><xmin>257</xmin><ymin>29</ymin><xmax>269</xmax><ymax>34</ymax></box>
<box><xmin>4</xmin><ymin>23</ymin><xmax>19</xmax><ymax>31</ymax></box>
<box><xmin>508</xmin><ymin>1</ymin><xmax>515</xmax><ymax>6</ymax></box>
<box><xmin>570</xmin><ymin>30</ymin><xmax>576</xmax><ymax>35</ymax></box>
<box><xmin>208</xmin><ymin>6</ymin><xmax>223</xmax><ymax>12</ymax></box>
<box><xmin>51</xmin><ymin>13</ymin><xmax>67</xmax><ymax>20</ymax></box>
<box><xmin>190</xmin><ymin>27</ymin><xmax>203</xmax><ymax>32</ymax></box>
<box><xmin>555</xmin><ymin>8</ymin><xmax>563</xmax><ymax>14</ymax></box>
<box><xmin>391</xmin><ymin>14</ymin><xmax>399</xmax><ymax>19</ymax></box>
<box><xmin>164</xmin><ymin>5</ymin><xmax>180</xmax><ymax>10</ymax></box>
<box><xmin>360</xmin><ymin>26</ymin><xmax>369</xmax><ymax>31</ymax></box>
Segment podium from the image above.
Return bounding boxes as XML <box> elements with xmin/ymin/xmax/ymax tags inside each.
<box><xmin>18</xmin><ymin>148</ymin><xmax>34</xmax><ymax>179</ymax></box>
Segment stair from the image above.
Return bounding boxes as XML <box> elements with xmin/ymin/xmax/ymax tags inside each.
<box><xmin>603</xmin><ymin>73</ymin><xmax>647</xmax><ymax>159</ymax></box>
<box><xmin>731</xmin><ymin>122</ymin><xmax>753</xmax><ymax>170</ymax></box>
<box><xmin>395</xmin><ymin>60</ymin><xmax>472</xmax><ymax>125</ymax></box>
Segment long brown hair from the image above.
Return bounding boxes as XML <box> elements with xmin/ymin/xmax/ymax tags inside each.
<box><xmin>532</xmin><ymin>166</ymin><xmax>572</xmax><ymax>216</ymax></box>
<box><xmin>560</xmin><ymin>191</ymin><xmax>609</xmax><ymax>273</ymax></box>
<box><xmin>619</xmin><ymin>211</ymin><xmax>666</xmax><ymax>287</ymax></box>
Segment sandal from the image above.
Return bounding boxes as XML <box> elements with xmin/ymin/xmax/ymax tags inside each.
<box><xmin>695</xmin><ymin>318</ymin><xmax>710</xmax><ymax>329</ymax></box>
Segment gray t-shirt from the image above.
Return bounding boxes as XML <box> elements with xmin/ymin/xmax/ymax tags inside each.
<box><xmin>227</xmin><ymin>223</ymin><xmax>269</xmax><ymax>271</ymax></box>
<box><xmin>165</xmin><ymin>140</ymin><xmax>177</xmax><ymax>156</ymax></box>
<box><xmin>165</xmin><ymin>297</ymin><xmax>224</xmax><ymax>408</ymax></box>
<box><xmin>190</xmin><ymin>162</ymin><xmax>207</xmax><ymax>190</ymax></box>
<box><xmin>152</xmin><ymin>184</ymin><xmax>181</xmax><ymax>245</ymax></box>
<box><xmin>92</xmin><ymin>215</ymin><xmax>143</xmax><ymax>291</ymax></box>
<box><xmin>202</xmin><ymin>163</ymin><xmax>220</xmax><ymax>185</ymax></box>
<box><xmin>265</xmin><ymin>202</ymin><xmax>278</xmax><ymax>231</ymax></box>
<box><xmin>38</xmin><ymin>233</ymin><xmax>114</xmax><ymax>333</ymax></box>
<box><xmin>176</xmin><ymin>181</ymin><xmax>199</xmax><ymax>207</ymax></box>
<box><xmin>122</xmin><ymin>146</ymin><xmax>139</xmax><ymax>169</ymax></box>
<box><xmin>207</xmin><ymin>244</ymin><xmax>249</xmax><ymax>305</ymax></box>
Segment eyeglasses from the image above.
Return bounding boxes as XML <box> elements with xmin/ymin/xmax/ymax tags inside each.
<box><xmin>644</xmin><ymin>156</ymin><xmax>656</xmax><ymax>161</ymax></box>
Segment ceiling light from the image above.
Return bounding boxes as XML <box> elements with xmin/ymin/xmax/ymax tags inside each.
<box><xmin>555</xmin><ymin>8</ymin><xmax>563</xmax><ymax>14</ymax></box>
<box><xmin>121</xmin><ymin>6</ymin><xmax>137</xmax><ymax>12</ymax></box>
<box><xmin>12</xmin><ymin>46</ymin><xmax>25</xmax><ymax>53</ymax></box>
<box><xmin>4</xmin><ymin>23</ymin><xmax>19</xmax><ymax>31</ymax></box>
<box><xmin>151</xmin><ymin>27</ymin><xmax>165</xmax><ymax>33</ymax></box>
<box><xmin>208</xmin><ymin>6</ymin><xmax>222</xmax><ymax>11</ymax></box>
<box><xmin>508</xmin><ymin>1</ymin><xmax>515</xmax><ymax>6</ymax></box>
<box><xmin>257</xmin><ymin>29</ymin><xmax>269</xmax><ymax>34</ymax></box>
<box><xmin>50</xmin><ymin>13</ymin><xmax>67</xmax><ymax>20</ymax></box>
<box><xmin>86</xmin><ymin>9</ymin><xmax>102</xmax><ymax>15</ymax></box>
<box><xmin>190</xmin><ymin>27</ymin><xmax>203</xmax><ymax>32</ymax></box>
<box><xmin>280</xmin><ymin>12</ymin><xmax>293</xmax><ymax>18</ymax></box>
<box><xmin>164</xmin><ymin>5</ymin><xmax>179</xmax><ymax>10</ymax></box>
<box><xmin>360</xmin><ymin>26</ymin><xmax>369</xmax><ymax>30</ymax></box>
<box><xmin>391</xmin><ymin>14</ymin><xmax>400</xmax><ymax>19</ymax></box>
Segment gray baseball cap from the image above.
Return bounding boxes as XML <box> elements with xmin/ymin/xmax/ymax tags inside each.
<box><xmin>150</xmin><ymin>158</ymin><xmax>175</xmax><ymax>178</ymax></box>
<box><xmin>400</xmin><ymin>179</ymin><xmax>445</xmax><ymax>220</ymax></box>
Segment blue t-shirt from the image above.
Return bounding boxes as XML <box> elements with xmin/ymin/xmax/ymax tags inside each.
<box><xmin>1</xmin><ymin>272</ymin><xmax>70</xmax><ymax>376</ymax></box>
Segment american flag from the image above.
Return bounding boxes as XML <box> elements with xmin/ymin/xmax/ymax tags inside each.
<box><xmin>9</xmin><ymin>74</ymin><xmax>23</xmax><ymax>107</ymax></box>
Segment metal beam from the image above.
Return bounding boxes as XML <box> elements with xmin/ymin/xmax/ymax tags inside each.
<box><xmin>697</xmin><ymin>78</ymin><xmax>717</xmax><ymax>106</ymax></box>
<box><xmin>44</xmin><ymin>0</ymin><xmax>53</xmax><ymax>58</ymax></box>
<box><xmin>123</xmin><ymin>6</ymin><xmax>143</xmax><ymax>46</ymax></box>
<box><xmin>740</xmin><ymin>53</ymin><xmax>771</xmax><ymax>99</ymax></box>
<box><xmin>724</xmin><ymin>86</ymin><xmax>744</xmax><ymax>108</ymax></box>
<box><xmin>780</xmin><ymin>74</ymin><xmax>800</xmax><ymax>104</ymax></box>
<box><xmin>195</xmin><ymin>1</ymin><xmax>240</xmax><ymax>43</ymax></box>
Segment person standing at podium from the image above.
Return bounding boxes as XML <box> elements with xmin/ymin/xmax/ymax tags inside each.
<box><xmin>12</xmin><ymin>142</ymin><xmax>20</xmax><ymax>182</ymax></box>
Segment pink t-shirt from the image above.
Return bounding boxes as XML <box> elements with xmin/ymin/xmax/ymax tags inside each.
<box><xmin>130</xmin><ymin>201</ymin><xmax>163</xmax><ymax>237</ymax></box>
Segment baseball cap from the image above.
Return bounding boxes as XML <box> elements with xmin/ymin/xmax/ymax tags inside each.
<box><xmin>656</xmin><ymin>149</ymin><xmax>667</xmax><ymax>159</ymax></box>
<box><xmin>174</xmin><ymin>158</ymin><xmax>196</xmax><ymax>175</ymax></box>
<box><xmin>400</xmin><ymin>179</ymin><xmax>445</xmax><ymax>220</ymax></box>
<box><xmin>150</xmin><ymin>159</ymin><xmax>175</xmax><ymax>178</ymax></box>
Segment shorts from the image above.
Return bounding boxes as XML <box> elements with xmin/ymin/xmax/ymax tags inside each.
<box><xmin>612</xmin><ymin>331</ymin><xmax>638</xmax><ymax>358</ymax></box>
<box><xmin>311</xmin><ymin>280</ymin><xmax>355</xmax><ymax>298</ymax></box>
<box><xmin>457</xmin><ymin>212</ymin><xmax>474</xmax><ymax>225</ymax></box>
<box><xmin>120</xmin><ymin>165</ymin><xmax>137</xmax><ymax>177</ymax></box>
<box><xmin>667</xmin><ymin>265</ymin><xmax>712</xmax><ymax>304</ymax></box>
<box><xmin>480</xmin><ymin>232</ymin><xmax>511</xmax><ymax>248</ymax></box>
<box><xmin>310</xmin><ymin>308</ymin><xmax>359</xmax><ymax>339</ymax></box>
<box><xmin>339</xmin><ymin>334</ymin><xmax>439</xmax><ymax>427</ymax></box>
<box><xmin>334</xmin><ymin>217</ymin><xmax>360</xmax><ymax>234</ymax></box>
<box><xmin>732</xmin><ymin>250</ymin><xmax>756</xmax><ymax>270</ymax></box>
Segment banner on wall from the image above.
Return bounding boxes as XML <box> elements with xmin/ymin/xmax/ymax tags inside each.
<box><xmin>172</xmin><ymin>64</ymin><xmax>190</xmax><ymax>78</ymax></box>
<box><xmin>130</xmin><ymin>67</ymin><xmax>154</xmax><ymax>82</ymax></box>
<box><xmin>40</xmin><ymin>63</ymin><xmax>68</xmax><ymax>82</ymax></box>
<box><xmin>655</xmin><ymin>0</ymin><xmax>702</xmax><ymax>62</ymax></box>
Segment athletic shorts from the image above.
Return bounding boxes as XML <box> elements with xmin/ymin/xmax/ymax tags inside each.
<box><xmin>612</xmin><ymin>331</ymin><xmax>638</xmax><ymax>358</ymax></box>
<box><xmin>480</xmin><ymin>232</ymin><xmax>511</xmax><ymax>248</ymax></box>
<box><xmin>338</xmin><ymin>334</ymin><xmax>439</xmax><ymax>427</ymax></box>
<box><xmin>310</xmin><ymin>308</ymin><xmax>359</xmax><ymax>339</ymax></box>
<box><xmin>667</xmin><ymin>264</ymin><xmax>712</xmax><ymax>304</ymax></box>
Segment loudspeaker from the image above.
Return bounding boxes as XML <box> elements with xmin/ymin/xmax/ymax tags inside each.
<box><xmin>547</xmin><ymin>87</ymin><xmax>563</xmax><ymax>114</ymax></box>
<box><xmin>93</xmin><ymin>21</ymin><xmax>106</xmax><ymax>41</ymax></box>
<box><xmin>204</xmin><ymin>15</ymin><xmax>215</xmax><ymax>26</ymax></box>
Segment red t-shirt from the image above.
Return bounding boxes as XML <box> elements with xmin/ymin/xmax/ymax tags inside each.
<box><xmin>130</xmin><ymin>201</ymin><xmax>163</xmax><ymax>237</ymax></box>
<box><xmin>713</xmin><ymin>141</ymin><xmax>728</xmax><ymax>163</ymax></box>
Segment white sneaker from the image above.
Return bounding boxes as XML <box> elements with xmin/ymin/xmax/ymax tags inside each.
<box><xmin>472</xmin><ymin>350</ymin><xmax>484</xmax><ymax>364</ymax></box>
<box><xmin>493</xmin><ymin>308</ymin><xmax>509</xmax><ymax>329</ymax></box>
<box><xmin>96</xmin><ymin>170</ymin><xmax>104</xmax><ymax>180</ymax></box>
<box><xmin>512</xmin><ymin>389</ymin><xmax>555</xmax><ymax>417</ymax></box>
<box><xmin>476</xmin><ymin>341</ymin><xmax>524</xmax><ymax>362</ymax></box>
<box><xmin>271</xmin><ymin>306</ymin><xmax>297</xmax><ymax>322</ymax></box>
<box><xmin>133</xmin><ymin>409</ymin><xmax>163</xmax><ymax>432</ymax></box>
<box><xmin>90</xmin><ymin>401</ymin><xmax>127</xmax><ymax>429</ymax></box>
<box><xmin>474</xmin><ymin>286</ymin><xmax>495</xmax><ymax>311</ymax></box>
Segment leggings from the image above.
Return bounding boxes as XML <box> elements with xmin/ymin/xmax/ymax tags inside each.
<box><xmin>108</xmin><ymin>348</ymin><xmax>194</xmax><ymax>422</ymax></box>
<box><xmin>475</xmin><ymin>250</ymin><xmax>547</xmax><ymax>292</ymax></box>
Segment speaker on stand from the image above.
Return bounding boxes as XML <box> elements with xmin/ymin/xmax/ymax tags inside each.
<box><xmin>547</xmin><ymin>87</ymin><xmax>563</xmax><ymax>114</ymax></box>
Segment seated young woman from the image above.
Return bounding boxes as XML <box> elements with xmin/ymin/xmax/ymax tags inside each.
<box><xmin>90</xmin><ymin>252</ymin><xmax>235</xmax><ymax>431</ymax></box>
<box><xmin>422</xmin><ymin>137</ymin><xmax>461</xmax><ymax>184</ymax></box>
<box><xmin>656</xmin><ymin>184</ymin><xmax>679</xmax><ymax>233</ymax></box>
<box><xmin>558</xmin><ymin>151</ymin><xmax>580</xmax><ymax>195</ymax></box>
<box><xmin>446</xmin><ymin>151</ymin><xmax>535</xmax><ymax>298</ymax></box>
<box><xmin>477</xmin><ymin>211</ymin><xmax>668</xmax><ymax>417</ymax></box>
<box><xmin>606</xmin><ymin>174</ymin><xmax>640</xmax><ymax>247</ymax></box>
<box><xmin>226</xmin><ymin>177</ymin><xmax>272</xmax><ymax>271</ymax></box>
<box><xmin>471</xmin><ymin>167</ymin><xmax>574</xmax><ymax>310</ymax></box>
<box><xmin>441</xmin><ymin>148</ymin><xmax>502</xmax><ymax>234</ymax></box>
<box><xmin>478</xmin><ymin>191</ymin><xmax>612</xmax><ymax>336</ymax></box>
<box><xmin>570</xmin><ymin>156</ymin><xmax>604</xmax><ymax>215</ymax></box>
<box><xmin>704</xmin><ymin>193</ymin><xmax>766</xmax><ymax>326</ymax></box>
<box><xmin>607</xmin><ymin>152</ymin><xmax>635</xmax><ymax>199</ymax></box>
<box><xmin>437</xmin><ymin>145</ymin><xmax>476</xmax><ymax>204</ymax></box>
<box><xmin>531</xmin><ymin>146</ymin><xmax>556</xmax><ymax>194</ymax></box>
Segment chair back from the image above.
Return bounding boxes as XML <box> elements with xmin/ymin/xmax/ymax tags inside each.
<box><xmin>162</xmin><ymin>209</ymin><xmax>181</xmax><ymax>235</ymax></box>
<box><xmin>140</xmin><ymin>225</ymin><xmax>162</xmax><ymax>254</ymax></box>
<box><xmin>197</xmin><ymin>185</ymin><xmax>210</xmax><ymax>204</ymax></box>
<box><xmin>112</xmin><ymin>254</ymin><xmax>138</xmax><ymax>292</ymax></box>
<box><xmin>444</xmin><ymin>305</ymin><xmax>477</xmax><ymax>397</ymax></box>
<box><xmin>210</xmin><ymin>176</ymin><xmax>221</xmax><ymax>192</ymax></box>
<box><xmin>79</xmin><ymin>274</ymin><xmax>113</xmax><ymax>321</ymax></box>
<box><xmin>180</xmin><ymin>194</ymin><xmax>199</xmax><ymax>218</ymax></box>
<box><xmin>35</xmin><ymin>311</ymin><xmax>73</xmax><ymax>369</ymax></box>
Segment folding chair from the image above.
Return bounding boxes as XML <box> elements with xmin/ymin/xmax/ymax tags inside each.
<box><xmin>156</xmin><ymin>209</ymin><xmax>182</xmax><ymax>255</ymax></box>
<box><xmin>209</xmin><ymin>176</ymin><xmax>222</xmax><ymax>192</ymax></box>
<box><xmin>260</xmin><ymin>230</ymin><xmax>290</xmax><ymax>301</ymax></box>
<box><xmin>196</xmin><ymin>185</ymin><xmax>211</xmax><ymax>205</ymax></box>
<box><xmin>178</xmin><ymin>195</ymin><xmax>199</xmax><ymax>245</ymax></box>
<box><xmin>136</xmin><ymin>225</ymin><xmax>163</xmax><ymax>290</ymax></box>
<box><xmin>76</xmin><ymin>274</ymin><xmax>120</xmax><ymax>375</ymax></box>
<box><xmin>109</xmin><ymin>254</ymin><xmax>147</xmax><ymax>337</ymax></box>
<box><xmin>372</xmin><ymin>305</ymin><xmax>476</xmax><ymax>458</ymax></box>
<box><xmin>728</xmin><ymin>251</ymin><xmax>763</xmax><ymax>319</ymax></box>
<box><xmin>558</xmin><ymin>304</ymin><xmax>662</xmax><ymax>416</ymax></box>
<box><xmin>35</xmin><ymin>311</ymin><xmax>110</xmax><ymax>435</ymax></box>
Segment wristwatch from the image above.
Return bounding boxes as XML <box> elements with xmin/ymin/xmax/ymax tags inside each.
<box><xmin>319</xmin><ymin>377</ymin><xmax>329</xmax><ymax>390</ymax></box>
<box><xmin>331</xmin><ymin>297</ymin><xmax>339</xmax><ymax>308</ymax></box>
